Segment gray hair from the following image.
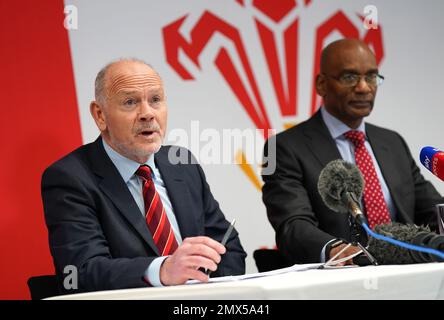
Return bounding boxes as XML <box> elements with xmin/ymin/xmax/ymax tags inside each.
<box><xmin>94</xmin><ymin>58</ymin><xmax>158</xmax><ymax>105</ymax></box>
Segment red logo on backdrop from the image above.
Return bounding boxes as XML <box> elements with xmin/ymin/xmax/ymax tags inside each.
<box><xmin>162</xmin><ymin>0</ymin><xmax>384</xmax><ymax>137</ymax></box>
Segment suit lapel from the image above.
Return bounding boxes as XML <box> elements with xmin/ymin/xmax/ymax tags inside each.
<box><xmin>303</xmin><ymin>111</ymin><xmax>342</xmax><ymax>167</ymax></box>
<box><xmin>155</xmin><ymin>148</ymin><xmax>198</xmax><ymax>238</ymax></box>
<box><xmin>366</xmin><ymin>125</ymin><xmax>409</xmax><ymax>221</ymax></box>
<box><xmin>89</xmin><ymin>137</ymin><xmax>159</xmax><ymax>254</ymax></box>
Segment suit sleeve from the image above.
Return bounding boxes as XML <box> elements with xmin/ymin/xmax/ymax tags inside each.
<box><xmin>193</xmin><ymin>161</ymin><xmax>247</xmax><ymax>276</ymax></box>
<box><xmin>262</xmin><ymin>136</ymin><xmax>336</xmax><ymax>263</ymax></box>
<box><xmin>42</xmin><ymin>163</ymin><xmax>154</xmax><ymax>293</ymax></box>
<box><xmin>398</xmin><ymin>133</ymin><xmax>444</xmax><ymax>228</ymax></box>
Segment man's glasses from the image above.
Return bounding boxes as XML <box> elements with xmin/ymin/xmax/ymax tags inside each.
<box><xmin>324</xmin><ymin>73</ymin><xmax>385</xmax><ymax>87</ymax></box>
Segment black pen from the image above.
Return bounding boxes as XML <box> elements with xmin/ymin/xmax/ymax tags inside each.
<box><xmin>206</xmin><ymin>219</ymin><xmax>236</xmax><ymax>276</ymax></box>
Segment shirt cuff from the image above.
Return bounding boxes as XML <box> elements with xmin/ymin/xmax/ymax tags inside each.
<box><xmin>320</xmin><ymin>238</ymin><xmax>340</xmax><ymax>263</ymax></box>
<box><xmin>144</xmin><ymin>256</ymin><xmax>169</xmax><ymax>287</ymax></box>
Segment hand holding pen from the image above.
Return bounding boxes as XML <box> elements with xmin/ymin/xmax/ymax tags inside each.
<box><xmin>159</xmin><ymin>219</ymin><xmax>236</xmax><ymax>285</ymax></box>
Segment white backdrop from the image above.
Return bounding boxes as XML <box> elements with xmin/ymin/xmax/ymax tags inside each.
<box><xmin>66</xmin><ymin>0</ymin><xmax>444</xmax><ymax>273</ymax></box>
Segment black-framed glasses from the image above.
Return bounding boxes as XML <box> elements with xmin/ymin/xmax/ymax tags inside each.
<box><xmin>324</xmin><ymin>72</ymin><xmax>385</xmax><ymax>87</ymax></box>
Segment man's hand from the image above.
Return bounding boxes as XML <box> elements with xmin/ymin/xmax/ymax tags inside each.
<box><xmin>329</xmin><ymin>244</ymin><xmax>361</xmax><ymax>266</ymax></box>
<box><xmin>159</xmin><ymin>236</ymin><xmax>226</xmax><ymax>285</ymax></box>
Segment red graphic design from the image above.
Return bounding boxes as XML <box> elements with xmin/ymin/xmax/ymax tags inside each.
<box><xmin>163</xmin><ymin>12</ymin><xmax>271</xmax><ymax>137</ymax></box>
<box><xmin>253</xmin><ymin>0</ymin><xmax>299</xmax><ymax>119</ymax></box>
<box><xmin>162</xmin><ymin>1</ymin><xmax>384</xmax><ymax>133</ymax></box>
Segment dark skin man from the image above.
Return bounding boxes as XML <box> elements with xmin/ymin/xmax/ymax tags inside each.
<box><xmin>263</xmin><ymin>37</ymin><xmax>443</xmax><ymax>267</ymax></box>
<box><xmin>315</xmin><ymin>39</ymin><xmax>381</xmax><ymax>264</ymax></box>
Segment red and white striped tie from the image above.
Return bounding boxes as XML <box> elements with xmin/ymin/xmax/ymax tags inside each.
<box><xmin>136</xmin><ymin>165</ymin><xmax>178</xmax><ymax>256</ymax></box>
<box><xmin>344</xmin><ymin>130</ymin><xmax>392</xmax><ymax>229</ymax></box>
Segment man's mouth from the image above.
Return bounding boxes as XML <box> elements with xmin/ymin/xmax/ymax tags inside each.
<box><xmin>138</xmin><ymin>129</ymin><xmax>158</xmax><ymax>137</ymax></box>
<box><xmin>349</xmin><ymin>100</ymin><xmax>372</xmax><ymax>108</ymax></box>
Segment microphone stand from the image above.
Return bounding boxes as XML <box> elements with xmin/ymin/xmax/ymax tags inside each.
<box><xmin>349</xmin><ymin>215</ymin><xmax>378</xmax><ymax>266</ymax></box>
<box><xmin>321</xmin><ymin>215</ymin><xmax>378</xmax><ymax>268</ymax></box>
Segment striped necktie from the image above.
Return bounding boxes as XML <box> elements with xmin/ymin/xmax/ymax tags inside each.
<box><xmin>136</xmin><ymin>165</ymin><xmax>178</xmax><ymax>255</ymax></box>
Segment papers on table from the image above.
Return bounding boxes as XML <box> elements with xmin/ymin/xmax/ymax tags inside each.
<box><xmin>186</xmin><ymin>263</ymin><xmax>323</xmax><ymax>284</ymax></box>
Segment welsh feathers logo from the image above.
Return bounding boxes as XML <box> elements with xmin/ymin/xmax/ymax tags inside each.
<box><xmin>162</xmin><ymin>0</ymin><xmax>384</xmax><ymax>188</ymax></box>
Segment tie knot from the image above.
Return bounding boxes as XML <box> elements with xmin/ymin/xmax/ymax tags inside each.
<box><xmin>135</xmin><ymin>165</ymin><xmax>153</xmax><ymax>181</ymax></box>
<box><xmin>344</xmin><ymin>130</ymin><xmax>366</xmax><ymax>147</ymax></box>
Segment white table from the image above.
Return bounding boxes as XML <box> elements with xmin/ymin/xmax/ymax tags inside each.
<box><xmin>47</xmin><ymin>263</ymin><xmax>444</xmax><ymax>300</ymax></box>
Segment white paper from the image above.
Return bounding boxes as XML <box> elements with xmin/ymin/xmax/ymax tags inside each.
<box><xmin>186</xmin><ymin>263</ymin><xmax>323</xmax><ymax>284</ymax></box>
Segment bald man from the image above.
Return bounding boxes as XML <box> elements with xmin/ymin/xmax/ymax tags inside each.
<box><xmin>262</xmin><ymin>39</ymin><xmax>443</xmax><ymax>266</ymax></box>
<box><xmin>42</xmin><ymin>59</ymin><xmax>246</xmax><ymax>294</ymax></box>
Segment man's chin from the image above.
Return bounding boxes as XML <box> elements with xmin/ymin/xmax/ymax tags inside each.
<box><xmin>138</xmin><ymin>142</ymin><xmax>162</xmax><ymax>156</ymax></box>
<box><xmin>349</xmin><ymin>105</ymin><xmax>373</xmax><ymax>118</ymax></box>
<box><xmin>127</xmin><ymin>147</ymin><xmax>160</xmax><ymax>164</ymax></box>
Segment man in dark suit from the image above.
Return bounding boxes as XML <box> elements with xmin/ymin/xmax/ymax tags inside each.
<box><xmin>262</xmin><ymin>39</ymin><xmax>443</xmax><ymax>265</ymax></box>
<box><xmin>42</xmin><ymin>59</ymin><xmax>246</xmax><ymax>293</ymax></box>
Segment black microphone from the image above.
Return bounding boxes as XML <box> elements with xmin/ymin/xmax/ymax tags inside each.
<box><xmin>317</xmin><ymin>160</ymin><xmax>444</xmax><ymax>265</ymax></box>
<box><xmin>367</xmin><ymin>222</ymin><xmax>444</xmax><ymax>264</ymax></box>
<box><xmin>317</xmin><ymin>159</ymin><xmax>368</xmax><ymax>226</ymax></box>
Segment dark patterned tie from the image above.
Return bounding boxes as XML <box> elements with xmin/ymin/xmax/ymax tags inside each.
<box><xmin>344</xmin><ymin>130</ymin><xmax>392</xmax><ymax>229</ymax></box>
<box><xmin>136</xmin><ymin>165</ymin><xmax>178</xmax><ymax>255</ymax></box>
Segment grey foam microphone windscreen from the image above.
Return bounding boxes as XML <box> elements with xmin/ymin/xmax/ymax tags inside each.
<box><xmin>317</xmin><ymin>159</ymin><xmax>364</xmax><ymax>213</ymax></box>
<box><xmin>367</xmin><ymin>222</ymin><xmax>431</xmax><ymax>264</ymax></box>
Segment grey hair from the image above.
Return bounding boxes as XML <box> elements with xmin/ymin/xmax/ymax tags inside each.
<box><xmin>94</xmin><ymin>58</ymin><xmax>159</xmax><ymax>105</ymax></box>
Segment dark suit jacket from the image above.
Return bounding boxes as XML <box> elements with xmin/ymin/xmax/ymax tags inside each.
<box><xmin>262</xmin><ymin>110</ymin><xmax>443</xmax><ymax>264</ymax></box>
<box><xmin>41</xmin><ymin>137</ymin><xmax>246</xmax><ymax>293</ymax></box>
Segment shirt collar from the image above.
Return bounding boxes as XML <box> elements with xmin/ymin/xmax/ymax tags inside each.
<box><xmin>102</xmin><ymin>138</ymin><xmax>156</xmax><ymax>183</ymax></box>
<box><xmin>320</xmin><ymin>107</ymin><xmax>367</xmax><ymax>140</ymax></box>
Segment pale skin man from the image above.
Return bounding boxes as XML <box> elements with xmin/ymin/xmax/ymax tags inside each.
<box><xmin>315</xmin><ymin>39</ymin><xmax>379</xmax><ymax>265</ymax></box>
<box><xmin>89</xmin><ymin>60</ymin><xmax>226</xmax><ymax>285</ymax></box>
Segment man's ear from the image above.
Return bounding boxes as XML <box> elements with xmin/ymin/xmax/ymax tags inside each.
<box><xmin>315</xmin><ymin>74</ymin><xmax>326</xmax><ymax>97</ymax></box>
<box><xmin>90</xmin><ymin>101</ymin><xmax>107</xmax><ymax>131</ymax></box>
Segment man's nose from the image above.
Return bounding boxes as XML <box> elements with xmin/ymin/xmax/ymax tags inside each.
<box><xmin>354</xmin><ymin>77</ymin><xmax>372</xmax><ymax>93</ymax></box>
<box><xmin>138</xmin><ymin>101</ymin><xmax>155</xmax><ymax>121</ymax></box>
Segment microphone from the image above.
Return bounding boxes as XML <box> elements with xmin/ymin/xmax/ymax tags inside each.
<box><xmin>420</xmin><ymin>146</ymin><xmax>444</xmax><ymax>181</ymax></box>
<box><xmin>317</xmin><ymin>159</ymin><xmax>444</xmax><ymax>265</ymax></box>
<box><xmin>367</xmin><ymin>222</ymin><xmax>444</xmax><ymax>264</ymax></box>
<box><xmin>317</xmin><ymin>159</ymin><xmax>367</xmax><ymax>226</ymax></box>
